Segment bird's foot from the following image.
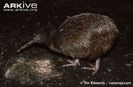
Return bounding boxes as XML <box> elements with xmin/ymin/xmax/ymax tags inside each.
<box><xmin>81</xmin><ymin>58</ymin><xmax>100</xmax><ymax>75</ymax></box>
<box><xmin>62</xmin><ymin>59</ymin><xmax>80</xmax><ymax>69</ymax></box>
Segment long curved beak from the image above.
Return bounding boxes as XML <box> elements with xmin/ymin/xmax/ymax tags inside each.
<box><xmin>17</xmin><ymin>40</ymin><xmax>36</xmax><ymax>53</ymax></box>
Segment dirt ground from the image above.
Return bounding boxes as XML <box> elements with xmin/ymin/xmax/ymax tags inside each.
<box><xmin>0</xmin><ymin>0</ymin><xmax>133</xmax><ymax>87</ymax></box>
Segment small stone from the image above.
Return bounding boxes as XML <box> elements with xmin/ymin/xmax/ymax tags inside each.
<box><xmin>60</xmin><ymin>28</ymin><xmax>64</xmax><ymax>32</ymax></box>
<box><xmin>125</xmin><ymin>63</ymin><xmax>132</xmax><ymax>67</ymax></box>
<box><xmin>125</xmin><ymin>53</ymin><xmax>133</xmax><ymax>57</ymax></box>
<box><xmin>107</xmin><ymin>68</ymin><xmax>112</xmax><ymax>72</ymax></box>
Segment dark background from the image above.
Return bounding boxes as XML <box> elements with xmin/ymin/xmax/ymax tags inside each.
<box><xmin>0</xmin><ymin>0</ymin><xmax>133</xmax><ymax>87</ymax></box>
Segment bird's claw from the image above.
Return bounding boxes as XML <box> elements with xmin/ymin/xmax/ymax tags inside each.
<box><xmin>62</xmin><ymin>59</ymin><xmax>80</xmax><ymax>68</ymax></box>
<box><xmin>81</xmin><ymin>58</ymin><xmax>100</xmax><ymax>75</ymax></box>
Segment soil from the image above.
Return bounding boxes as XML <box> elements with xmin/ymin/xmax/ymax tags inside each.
<box><xmin>0</xmin><ymin>0</ymin><xmax>133</xmax><ymax>87</ymax></box>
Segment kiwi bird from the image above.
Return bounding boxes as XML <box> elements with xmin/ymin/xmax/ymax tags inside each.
<box><xmin>17</xmin><ymin>13</ymin><xmax>119</xmax><ymax>74</ymax></box>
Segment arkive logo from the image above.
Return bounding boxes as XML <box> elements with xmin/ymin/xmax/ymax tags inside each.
<box><xmin>3</xmin><ymin>1</ymin><xmax>38</xmax><ymax>12</ymax></box>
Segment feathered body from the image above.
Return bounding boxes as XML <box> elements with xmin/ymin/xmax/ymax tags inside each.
<box><xmin>18</xmin><ymin>13</ymin><xmax>119</xmax><ymax>61</ymax></box>
<box><xmin>47</xmin><ymin>13</ymin><xmax>119</xmax><ymax>60</ymax></box>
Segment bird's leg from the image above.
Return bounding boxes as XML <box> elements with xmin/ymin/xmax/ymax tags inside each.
<box><xmin>62</xmin><ymin>59</ymin><xmax>80</xmax><ymax>69</ymax></box>
<box><xmin>82</xmin><ymin>58</ymin><xmax>100</xmax><ymax>75</ymax></box>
